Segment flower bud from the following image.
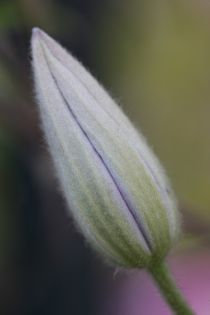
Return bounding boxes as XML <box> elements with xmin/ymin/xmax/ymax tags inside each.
<box><xmin>31</xmin><ymin>28</ymin><xmax>180</xmax><ymax>268</ymax></box>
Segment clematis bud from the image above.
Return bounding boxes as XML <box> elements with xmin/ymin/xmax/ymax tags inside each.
<box><xmin>31</xmin><ymin>28</ymin><xmax>180</xmax><ymax>268</ymax></box>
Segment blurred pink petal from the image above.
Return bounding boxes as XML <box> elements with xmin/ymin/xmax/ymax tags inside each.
<box><xmin>104</xmin><ymin>249</ymin><xmax>210</xmax><ymax>315</ymax></box>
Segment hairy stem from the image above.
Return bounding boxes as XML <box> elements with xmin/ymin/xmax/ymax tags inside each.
<box><xmin>148</xmin><ymin>261</ymin><xmax>195</xmax><ymax>315</ymax></box>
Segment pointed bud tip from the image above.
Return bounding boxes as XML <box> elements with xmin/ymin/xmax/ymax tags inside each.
<box><xmin>32</xmin><ymin>27</ymin><xmax>41</xmax><ymax>36</ymax></box>
<box><xmin>31</xmin><ymin>27</ymin><xmax>48</xmax><ymax>43</ymax></box>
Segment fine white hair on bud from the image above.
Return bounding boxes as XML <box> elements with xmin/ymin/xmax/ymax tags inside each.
<box><xmin>31</xmin><ymin>28</ymin><xmax>180</xmax><ymax>268</ymax></box>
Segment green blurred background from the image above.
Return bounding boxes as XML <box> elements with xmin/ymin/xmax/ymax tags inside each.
<box><xmin>0</xmin><ymin>0</ymin><xmax>210</xmax><ymax>314</ymax></box>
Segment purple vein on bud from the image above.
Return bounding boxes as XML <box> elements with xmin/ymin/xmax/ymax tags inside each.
<box><xmin>44</xmin><ymin>53</ymin><xmax>152</xmax><ymax>252</ymax></box>
<box><xmin>33</xmin><ymin>28</ymin><xmax>177</xmax><ymax>243</ymax></box>
<box><xmin>32</xmin><ymin>28</ymin><xmax>180</xmax><ymax>268</ymax></box>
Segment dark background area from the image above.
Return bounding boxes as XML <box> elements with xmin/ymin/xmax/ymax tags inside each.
<box><xmin>0</xmin><ymin>0</ymin><xmax>210</xmax><ymax>314</ymax></box>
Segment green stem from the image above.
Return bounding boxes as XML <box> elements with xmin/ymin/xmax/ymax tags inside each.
<box><xmin>148</xmin><ymin>261</ymin><xmax>195</xmax><ymax>315</ymax></box>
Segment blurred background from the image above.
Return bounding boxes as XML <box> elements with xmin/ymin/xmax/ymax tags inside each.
<box><xmin>0</xmin><ymin>0</ymin><xmax>210</xmax><ymax>314</ymax></box>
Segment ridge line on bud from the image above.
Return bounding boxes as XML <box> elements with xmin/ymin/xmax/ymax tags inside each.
<box><xmin>51</xmin><ymin>67</ymin><xmax>153</xmax><ymax>252</ymax></box>
<box><xmin>33</xmin><ymin>30</ymin><xmax>153</xmax><ymax>253</ymax></box>
<box><xmin>31</xmin><ymin>28</ymin><xmax>180</xmax><ymax>268</ymax></box>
